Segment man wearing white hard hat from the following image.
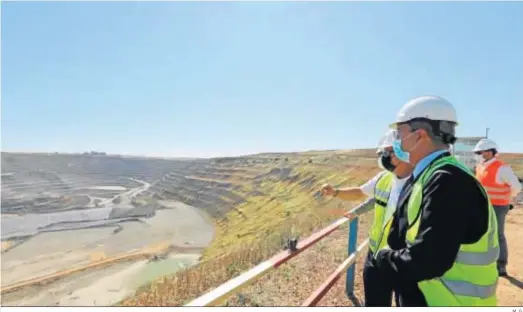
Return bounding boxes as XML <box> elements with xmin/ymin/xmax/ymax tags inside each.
<box><xmin>320</xmin><ymin>129</ymin><xmax>413</xmax><ymax>306</ymax></box>
<box><xmin>372</xmin><ymin>95</ymin><xmax>499</xmax><ymax>306</ymax></box>
<box><xmin>473</xmin><ymin>138</ymin><xmax>521</xmax><ymax>277</ymax></box>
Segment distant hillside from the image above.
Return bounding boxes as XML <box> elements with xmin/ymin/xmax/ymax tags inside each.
<box><xmin>1</xmin><ymin>152</ymin><xmax>199</xmax><ymax>183</ymax></box>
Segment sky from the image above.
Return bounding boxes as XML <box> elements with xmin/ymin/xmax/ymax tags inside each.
<box><xmin>2</xmin><ymin>1</ymin><xmax>523</xmax><ymax>158</ymax></box>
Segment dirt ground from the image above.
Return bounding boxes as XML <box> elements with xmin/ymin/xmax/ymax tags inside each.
<box><xmin>496</xmin><ymin>205</ymin><xmax>523</xmax><ymax>306</ymax></box>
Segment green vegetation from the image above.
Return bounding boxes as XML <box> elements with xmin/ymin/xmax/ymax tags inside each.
<box><xmin>121</xmin><ymin>150</ymin><xmax>382</xmax><ymax>306</ymax></box>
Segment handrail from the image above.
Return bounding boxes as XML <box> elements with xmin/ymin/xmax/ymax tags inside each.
<box><xmin>185</xmin><ymin>198</ymin><xmax>373</xmax><ymax>307</ymax></box>
<box><xmin>301</xmin><ymin>238</ymin><xmax>369</xmax><ymax>306</ymax></box>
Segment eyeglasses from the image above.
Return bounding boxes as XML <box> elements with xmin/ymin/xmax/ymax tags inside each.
<box><xmin>392</xmin><ymin>130</ymin><xmax>400</xmax><ymax>140</ymax></box>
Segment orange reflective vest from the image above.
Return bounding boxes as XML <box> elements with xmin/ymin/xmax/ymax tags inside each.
<box><xmin>476</xmin><ymin>159</ymin><xmax>512</xmax><ymax>206</ymax></box>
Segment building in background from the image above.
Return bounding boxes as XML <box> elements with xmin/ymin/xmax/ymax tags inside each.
<box><xmin>452</xmin><ymin>136</ymin><xmax>486</xmax><ymax>169</ymax></box>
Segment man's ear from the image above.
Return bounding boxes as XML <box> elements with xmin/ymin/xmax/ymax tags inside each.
<box><xmin>416</xmin><ymin>128</ymin><xmax>429</xmax><ymax>140</ymax></box>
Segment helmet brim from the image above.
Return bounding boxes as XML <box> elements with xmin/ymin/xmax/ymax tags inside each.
<box><xmin>389</xmin><ymin>120</ymin><xmax>459</xmax><ymax>129</ymax></box>
<box><xmin>388</xmin><ymin>122</ymin><xmax>398</xmax><ymax>129</ymax></box>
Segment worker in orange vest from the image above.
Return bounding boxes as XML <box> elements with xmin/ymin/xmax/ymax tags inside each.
<box><xmin>473</xmin><ymin>138</ymin><xmax>522</xmax><ymax>277</ymax></box>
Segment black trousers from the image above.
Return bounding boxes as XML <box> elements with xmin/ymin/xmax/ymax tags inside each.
<box><xmin>363</xmin><ymin>248</ymin><xmax>395</xmax><ymax>307</ymax></box>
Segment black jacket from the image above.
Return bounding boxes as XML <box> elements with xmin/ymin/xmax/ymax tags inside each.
<box><xmin>374</xmin><ymin>152</ymin><xmax>490</xmax><ymax>306</ymax></box>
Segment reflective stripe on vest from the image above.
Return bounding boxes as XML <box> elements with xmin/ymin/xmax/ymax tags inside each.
<box><xmin>440</xmin><ymin>279</ymin><xmax>497</xmax><ymax>299</ymax></box>
<box><xmin>368</xmin><ymin>171</ymin><xmax>394</xmax><ymax>253</ymax></box>
<box><xmin>406</xmin><ymin>156</ymin><xmax>498</xmax><ymax>306</ymax></box>
<box><xmin>435</xmin><ymin>207</ymin><xmax>499</xmax><ymax>299</ymax></box>
<box><xmin>375</xmin><ymin>188</ymin><xmax>390</xmax><ymax>203</ymax></box>
<box><xmin>476</xmin><ymin>160</ymin><xmax>512</xmax><ymax>206</ymax></box>
<box><xmin>455</xmin><ymin>209</ymin><xmax>499</xmax><ymax>266</ymax></box>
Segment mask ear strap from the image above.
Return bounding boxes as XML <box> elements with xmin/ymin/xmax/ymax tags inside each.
<box><xmin>401</xmin><ymin>130</ymin><xmax>421</xmax><ymax>153</ymax></box>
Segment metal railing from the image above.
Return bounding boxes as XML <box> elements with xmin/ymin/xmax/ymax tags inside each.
<box><xmin>185</xmin><ymin>199</ymin><xmax>373</xmax><ymax>307</ymax></box>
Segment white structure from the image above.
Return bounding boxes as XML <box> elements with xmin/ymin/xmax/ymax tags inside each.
<box><xmin>452</xmin><ymin>136</ymin><xmax>486</xmax><ymax>169</ymax></box>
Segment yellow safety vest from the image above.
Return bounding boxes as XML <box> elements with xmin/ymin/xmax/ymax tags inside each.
<box><xmin>406</xmin><ymin>155</ymin><xmax>499</xmax><ymax>306</ymax></box>
<box><xmin>368</xmin><ymin>171</ymin><xmax>394</xmax><ymax>253</ymax></box>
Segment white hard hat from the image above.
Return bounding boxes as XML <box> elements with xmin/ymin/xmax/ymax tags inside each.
<box><xmin>376</xmin><ymin>129</ymin><xmax>397</xmax><ymax>153</ymax></box>
<box><xmin>389</xmin><ymin>95</ymin><xmax>458</xmax><ymax>129</ymax></box>
<box><xmin>473</xmin><ymin>138</ymin><xmax>498</xmax><ymax>152</ymax></box>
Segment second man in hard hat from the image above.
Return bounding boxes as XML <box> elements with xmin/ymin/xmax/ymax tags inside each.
<box><xmin>373</xmin><ymin>95</ymin><xmax>499</xmax><ymax>306</ymax></box>
<box><xmin>473</xmin><ymin>138</ymin><xmax>521</xmax><ymax>277</ymax></box>
<box><xmin>319</xmin><ymin>129</ymin><xmax>413</xmax><ymax>307</ymax></box>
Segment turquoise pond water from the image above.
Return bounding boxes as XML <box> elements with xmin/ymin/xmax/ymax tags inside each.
<box><xmin>128</xmin><ymin>257</ymin><xmax>196</xmax><ymax>288</ymax></box>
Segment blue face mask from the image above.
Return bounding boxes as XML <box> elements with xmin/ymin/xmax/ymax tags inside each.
<box><xmin>392</xmin><ymin>139</ymin><xmax>411</xmax><ymax>164</ymax></box>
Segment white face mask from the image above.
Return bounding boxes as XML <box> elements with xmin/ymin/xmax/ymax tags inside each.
<box><xmin>474</xmin><ymin>154</ymin><xmax>484</xmax><ymax>164</ymax></box>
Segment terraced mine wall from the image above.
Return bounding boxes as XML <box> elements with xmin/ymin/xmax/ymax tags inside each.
<box><xmin>1</xmin><ymin>152</ymin><xmax>199</xmax><ymax>215</ymax></box>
